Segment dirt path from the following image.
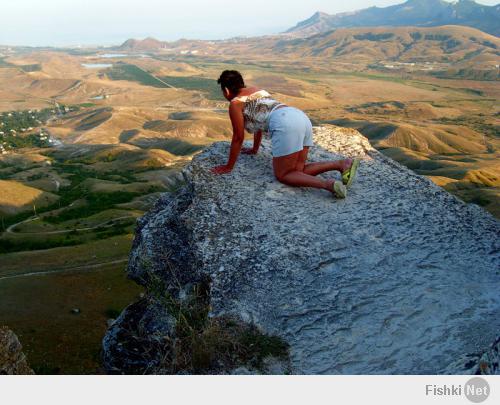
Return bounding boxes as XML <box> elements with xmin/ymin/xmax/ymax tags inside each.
<box><xmin>6</xmin><ymin>215</ymin><xmax>133</xmax><ymax>235</ymax></box>
<box><xmin>0</xmin><ymin>259</ymin><xmax>129</xmax><ymax>282</ymax></box>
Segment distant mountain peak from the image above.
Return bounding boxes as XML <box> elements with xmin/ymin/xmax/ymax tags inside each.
<box><xmin>312</xmin><ymin>11</ymin><xmax>330</xmax><ymax>18</ymax></box>
<box><xmin>405</xmin><ymin>0</ymin><xmax>444</xmax><ymax>3</ymax></box>
<box><xmin>286</xmin><ymin>10</ymin><xmax>334</xmax><ymax>34</ymax></box>
<box><xmin>118</xmin><ymin>37</ymin><xmax>165</xmax><ymax>51</ymax></box>
<box><xmin>286</xmin><ymin>0</ymin><xmax>500</xmax><ymax>37</ymax></box>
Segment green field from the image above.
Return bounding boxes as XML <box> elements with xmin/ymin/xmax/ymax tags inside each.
<box><xmin>431</xmin><ymin>68</ymin><xmax>499</xmax><ymax>81</ymax></box>
<box><xmin>106</xmin><ymin>63</ymin><xmax>170</xmax><ymax>88</ymax></box>
<box><xmin>0</xmin><ymin>235</ymin><xmax>142</xmax><ymax>374</ymax></box>
<box><xmin>159</xmin><ymin>75</ymin><xmax>224</xmax><ymax>100</ymax></box>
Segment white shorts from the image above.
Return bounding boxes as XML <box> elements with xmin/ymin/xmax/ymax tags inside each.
<box><xmin>268</xmin><ymin>107</ymin><xmax>314</xmax><ymax>157</ymax></box>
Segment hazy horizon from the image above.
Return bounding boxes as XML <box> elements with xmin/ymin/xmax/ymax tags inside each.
<box><xmin>1</xmin><ymin>0</ymin><xmax>498</xmax><ymax>47</ymax></box>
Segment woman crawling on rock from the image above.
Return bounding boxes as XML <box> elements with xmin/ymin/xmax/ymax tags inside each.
<box><xmin>211</xmin><ymin>70</ymin><xmax>359</xmax><ymax>198</ymax></box>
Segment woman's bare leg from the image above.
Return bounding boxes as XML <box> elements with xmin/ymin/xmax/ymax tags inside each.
<box><xmin>303</xmin><ymin>159</ymin><xmax>352</xmax><ymax>176</ymax></box>
<box><xmin>273</xmin><ymin>148</ymin><xmax>335</xmax><ymax>192</ymax></box>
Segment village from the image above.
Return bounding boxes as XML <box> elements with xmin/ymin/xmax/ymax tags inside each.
<box><xmin>0</xmin><ymin>106</ymin><xmax>75</xmax><ymax>154</ymax></box>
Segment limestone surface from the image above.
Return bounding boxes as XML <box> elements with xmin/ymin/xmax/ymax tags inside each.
<box><xmin>104</xmin><ymin>125</ymin><xmax>500</xmax><ymax>374</ymax></box>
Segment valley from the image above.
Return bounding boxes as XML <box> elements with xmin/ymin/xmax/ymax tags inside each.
<box><xmin>0</xmin><ymin>23</ymin><xmax>498</xmax><ymax>373</ymax></box>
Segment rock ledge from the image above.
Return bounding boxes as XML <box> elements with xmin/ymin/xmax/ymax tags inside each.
<box><xmin>103</xmin><ymin>125</ymin><xmax>500</xmax><ymax>374</ymax></box>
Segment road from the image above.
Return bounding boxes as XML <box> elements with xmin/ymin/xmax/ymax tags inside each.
<box><xmin>0</xmin><ymin>259</ymin><xmax>129</xmax><ymax>282</ymax></box>
<box><xmin>5</xmin><ymin>215</ymin><xmax>133</xmax><ymax>235</ymax></box>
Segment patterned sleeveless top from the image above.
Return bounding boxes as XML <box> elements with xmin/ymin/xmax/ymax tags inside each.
<box><xmin>231</xmin><ymin>90</ymin><xmax>285</xmax><ymax>134</ymax></box>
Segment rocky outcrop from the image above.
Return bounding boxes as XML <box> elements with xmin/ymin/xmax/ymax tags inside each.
<box><xmin>103</xmin><ymin>125</ymin><xmax>500</xmax><ymax>374</ymax></box>
<box><xmin>0</xmin><ymin>327</ymin><xmax>34</xmax><ymax>375</ymax></box>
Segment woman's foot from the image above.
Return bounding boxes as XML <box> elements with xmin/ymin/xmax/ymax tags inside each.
<box><xmin>326</xmin><ymin>180</ymin><xmax>347</xmax><ymax>199</ymax></box>
<box><xmin>333</xmin><ymin>181</ymin><xmax>347</xmax><ymax>199</ymax></box>
<box><xmin>342</xmin><ymin>158</ymin><xmax>360</xmax><ymax>187</ymax></box>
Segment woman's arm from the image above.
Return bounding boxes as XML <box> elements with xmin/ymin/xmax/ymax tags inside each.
<box><xmin>211</xmin><ymin>102</ymin><xmax>245</xmax><ymax>174</ymax></box>
<box><xmin>242</xmin><ymin>130</ymin><xmax>262</xmax><ymax>155</ymax></box>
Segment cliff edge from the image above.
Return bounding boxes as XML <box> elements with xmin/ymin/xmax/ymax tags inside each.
<box><xmin>103</xmin><ymin>125</ymin><xmax>500</xmax><ymax>374</ymax></box>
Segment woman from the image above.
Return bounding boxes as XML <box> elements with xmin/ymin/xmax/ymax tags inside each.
<box><xmin>211</xmin><ymin>70</ymin><xmax>359</xmax><ymax>198</ymax></box>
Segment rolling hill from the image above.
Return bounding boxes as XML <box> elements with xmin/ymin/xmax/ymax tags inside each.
<box><xmin>116</xmin><ymin>25</ymin><xmax>500</xmax><ymax>67</ymax></box>
<box><xmin>119</xmin><ymin>37</ymin><xmax>167</xmax><ymax>51</ymax></box>
<box><xmin>286</xmin><ymin>0</ymin><xmax>500</xmax><ymax>37</ymax></box>
<box><xmin>273</xmin><ymin>25</ymin><xmax>500</xmax><ymax>65</ymax></box>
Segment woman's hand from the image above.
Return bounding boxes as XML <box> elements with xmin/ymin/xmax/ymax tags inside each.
<box><xmin>241</xmin><ymin>147</ymin><xmax>258</xmax><ymax>155</ymax></box>
<box><xmin>211</xmin><ymin>164</ymin><xmax>233</xmax><ymax>175</ymax></box>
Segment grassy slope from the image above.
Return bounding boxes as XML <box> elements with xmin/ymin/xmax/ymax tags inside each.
<box><xmin>0</xmin><ymin>180</ymin><xmax>59</xmax><ymax>216</ymax></box>
<box><xmin>0</xmin><ymin>264</ymin><xmax>142</xmax><ymax>374</ymax></box>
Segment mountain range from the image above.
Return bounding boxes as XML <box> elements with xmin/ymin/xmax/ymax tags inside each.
<box><xmin>117</xmin><ymin>25</ymin><xmax>500</xmax><ymax>67</ymax></box>
<box><xmin>274</xmin><ymin>25</ymin><xmax>499</xmax><ymax>65</ymax></box>
<box><xmin>286</xmin><ymin>0</ymin><xmax>500</xmax><ymax>37</ymax></box>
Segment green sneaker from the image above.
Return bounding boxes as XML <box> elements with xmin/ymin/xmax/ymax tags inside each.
<box><xmin>333</xmin><ymin>181</ymin><xmax>347</xmax><ymax>199</ymax></box>
<box><xmin>342</xmin><ymin>158</ymin><xmax>360</xmax><ymax>187</ymax></box>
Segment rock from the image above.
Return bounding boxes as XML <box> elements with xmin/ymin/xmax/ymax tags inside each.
<box><xmin>0</xmin><ymin>327</ymin><xmax>34</xmax><ymax>375</ymax></box>
<box><xmin>102</xmin><ymin>297</ymin><xmax>176</xmax><ymax>374</ymax></box>
<box><xmin>228</xmin><ymin>357</ymin><xmax>289</xmax><ymax>375</ymax></box>
<box><xmin>230</xmin><ymin>366</ymin><xmax>254</xmax><ymax>375</ymax></box>
<box><xmin>103</xmin><ymin>125</ymin><xmax>500</xmax><ymax>374</ymax></box>
<box><xmin>261</xmin><ymin>356</ymin><xmax>291</xmax><ymax>375</ymax></box>
<box><xmin>440</xmin><ymin>335</ymin><xmax>500</xmax><ymax>375</ymax></box>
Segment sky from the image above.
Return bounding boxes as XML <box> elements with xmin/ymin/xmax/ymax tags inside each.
<box><xmin>0</xmin><ymin>0</ymin><xmax>498</xmax><ymax>47</ymax></box>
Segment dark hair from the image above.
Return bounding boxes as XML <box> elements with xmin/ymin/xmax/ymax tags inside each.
<box><xmin>217</xmin><ymin>70</ymin><xmax>245</xmax><ymax>95</ymax></box>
